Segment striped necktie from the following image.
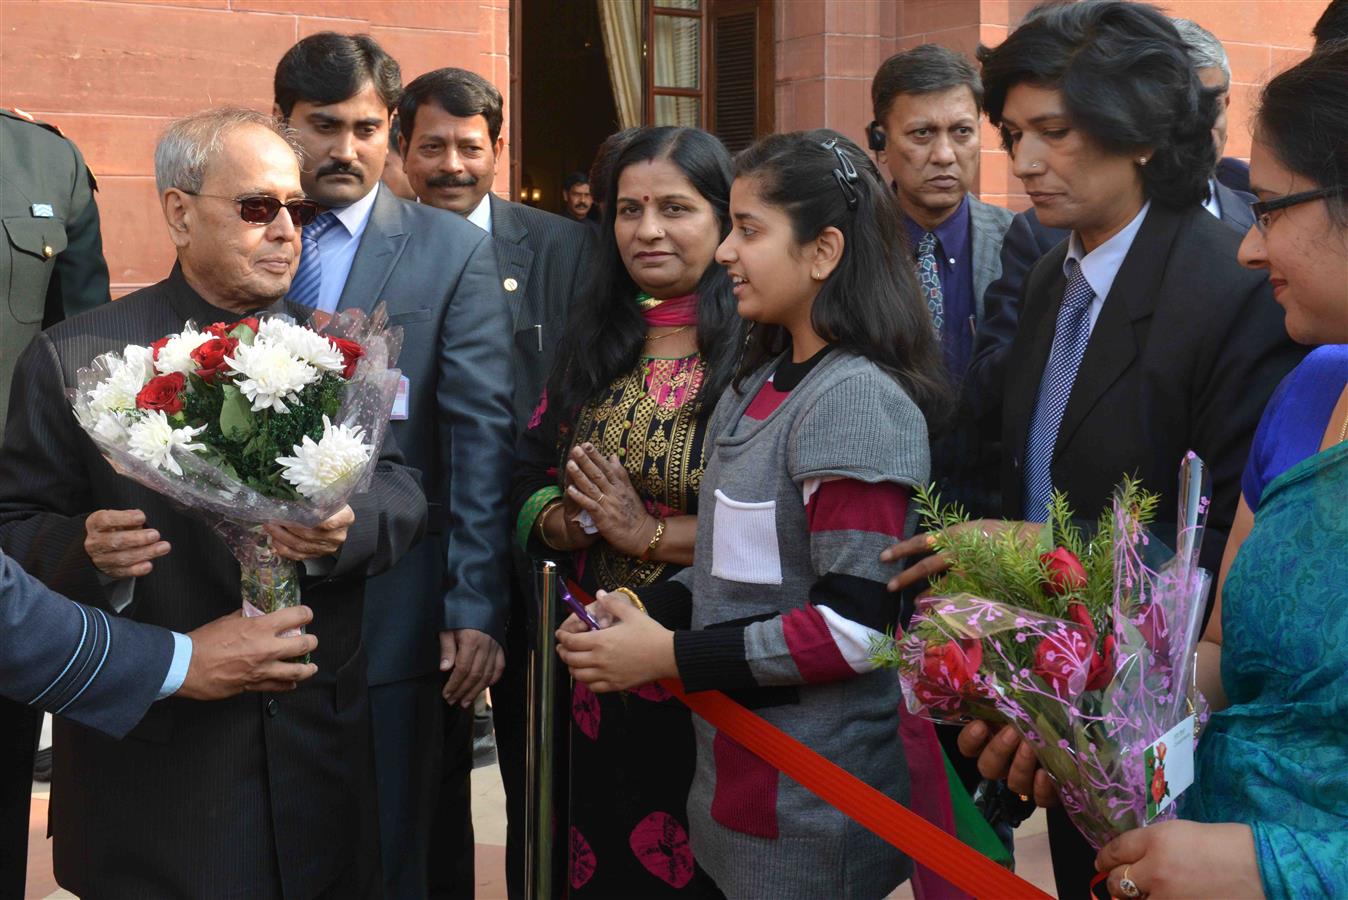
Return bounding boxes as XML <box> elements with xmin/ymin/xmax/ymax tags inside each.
<box><xmin>916</xmin><ymin>231</ymin><xmax>944</xmax><ymax>333</ymax></box>
<box><xmin>287</xmin><ymin>211</ymin><xmax>339</xmax><ymax>309</ymax></box>
<box><xmin>1023</xmin><ymin>259</ymin><xmax>1096</xmax><ymax>522</ymax></box>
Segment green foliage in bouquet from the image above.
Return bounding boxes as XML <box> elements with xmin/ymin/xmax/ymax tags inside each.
<box><xmin>872</xmin><ymin>477</ymin><xmax>1160</xmax><ymax>675</ymax></box>
<box><xmin>178</xmin><ymin>375</ymin><xmax>344</xmax><ymax>499</ymax></box>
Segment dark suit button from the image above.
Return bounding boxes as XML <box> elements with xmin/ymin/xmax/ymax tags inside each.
<box><xmin>266</xmin><ymin>698</ymin><xmax>279</xmax><ymax>717</ymax></box>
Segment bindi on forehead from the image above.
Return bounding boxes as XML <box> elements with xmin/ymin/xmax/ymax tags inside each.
<box><xmin>643</xmin><ymin>194</ymin><xmax>650</xmax><ymax>203</ymax></box>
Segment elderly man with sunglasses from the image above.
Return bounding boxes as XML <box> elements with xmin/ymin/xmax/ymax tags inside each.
<box><xmin>0</xmin><ymin>107</ymin><xmax>427</xmax><ymax>899</ymax></box>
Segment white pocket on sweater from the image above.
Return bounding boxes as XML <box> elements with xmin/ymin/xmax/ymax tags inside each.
<box><xmin>710</xmin><ymin>489</ymin><xmax>783</xmax><ymax>585</ymax></box>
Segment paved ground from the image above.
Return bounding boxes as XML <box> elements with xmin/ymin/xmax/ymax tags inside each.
<box><xmin>27</xmin><ymin>757</ymin><xmax>1058</xmax><ymax>899</ymax></box>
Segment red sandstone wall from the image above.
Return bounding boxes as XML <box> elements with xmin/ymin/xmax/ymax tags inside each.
<box><xmin>775</xmin><ymin>0</ymin><xmax>1323</xmax><ymax>210</ymax></box>
<box><xmin>0</xmin><ymin>0</ymin><xmax>510</xmax><ymax>297</ymax></box>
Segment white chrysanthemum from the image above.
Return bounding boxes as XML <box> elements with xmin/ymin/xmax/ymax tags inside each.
<box><xmin>91</xmin><ymin>411</ymin><xmax>130</xmax><ymax>443</ymax></box>
<box><xmin>256</xmin><ymin>318</ymin><xmax>344</xmax><ymax>374</ymax></box>
<box><xmin>125</xmin><ymin>411</ymin><xmax>206</xmax><ymax>476</ymax></box>
<box><xmin>225</xmin><ymin>340</ymin><xmax>319</xmax><ymax>412</ymax></box>
<box><xmin>87</xmin><ymin>348</ymin><xmax>155</xmax><ymax>417</ymax></box>
<box><xmin>155</xmin><ymin>328</ymin><xmax>214</xmax><ymax>376</ymax></box>
<box><xmin>277</xmin><ymin>416</ymin><xmax>372</xmax><ymax>499</ymax></box>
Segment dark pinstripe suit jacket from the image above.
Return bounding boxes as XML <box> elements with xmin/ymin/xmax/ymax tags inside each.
<box><xmin>0</xmin><ymin>265</ymin><xmax>427</xmax><ymax>899</ymax></box>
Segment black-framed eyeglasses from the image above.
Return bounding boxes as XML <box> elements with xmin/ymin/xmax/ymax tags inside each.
<box><xmin>1251</xmin><ymin>186</ymin><xmax>1343</xmax><ymax>235</ymax></box>
<box><xmin>182</xmin><ymin>191</ymin><xmax>324</xmax><ymax>227</ymax></box>
<box><xmin>822</xmin><ymin>138</ymin><xmax>860</xmax><ymax>211</ymax></box>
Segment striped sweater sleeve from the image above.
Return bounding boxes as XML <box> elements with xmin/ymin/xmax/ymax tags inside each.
<box><xmin>674</xmin><ymin>478</ymin><xmax>909</xmax><ymax>691</ymax></box>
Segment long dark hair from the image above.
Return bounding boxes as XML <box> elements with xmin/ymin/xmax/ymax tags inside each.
<box><xmin>977</xmin><ymin>0</ymin><xmax>1216</xmax><ymax>210</ymax></box>
<box><xmin>1256</xmin><ymin>41</ymin><xmax>1348</xmax><ymax>227</ymax></box>
<box><xmin>731</xmin><ymin>130</ymin><xmax>950</xmax><ymax>424</ymax></box>
<box><xmin>542</xmin><ymin>127</ymin><xmax>743</xmax><ymax>433</ymax></box>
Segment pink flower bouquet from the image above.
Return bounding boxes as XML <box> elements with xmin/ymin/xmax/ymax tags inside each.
<box><xmin>872</xmin><ymin>455</ymin><xmax>1212</xmax><ymax>848</ymax></box>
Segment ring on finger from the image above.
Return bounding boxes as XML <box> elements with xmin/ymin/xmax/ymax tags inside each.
<box><xmin>1118</xmin><ymin>865</ymin><xmax>1142</xmax><ymax>898</ymax></box>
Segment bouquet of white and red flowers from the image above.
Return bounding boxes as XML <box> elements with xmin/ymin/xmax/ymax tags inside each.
<box><xmin>872</xmin><ymin>454</ymin><xmax>1212</xmax><ymax>849</ymax></box>
<box><xmin>70</xmin><ymin>306</ymin><xmax>402</xmax><ymax>629</ymax></box>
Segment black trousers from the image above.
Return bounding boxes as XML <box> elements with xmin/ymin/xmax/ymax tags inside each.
<box><xmin>1048</xmin><ymin>805</ymin><xmax>1099</xmax><ymax>900</ymax></box>
<box><xmin>369</xmin><ymin>674</ymin><xmax>446</xmax><ymax>900</ymax></box>
<box><xmin>0</xmin><ymin>700</ymin><xmax>39</xmax><ymax>900</ymax></box>
<box><xmin>427</xmin><ymin>685</ymin><xmax>475</xmax><ymax>900</ymax></box>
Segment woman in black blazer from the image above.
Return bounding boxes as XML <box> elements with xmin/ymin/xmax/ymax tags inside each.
<box><xmin>884</xmin><ymin>3</ymin><xmax>1306</xmax><ymax>896</ymax></box>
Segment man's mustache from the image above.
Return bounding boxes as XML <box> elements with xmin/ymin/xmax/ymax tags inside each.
<box><xmin>426</xmin><ymin>173</ymin><xmax>479</xmax><ymax>189</ymax></box>
<box><xmin>316</xmin><ymin>161</ymin><xmax>364</xmax><ymax>179</ymax></box>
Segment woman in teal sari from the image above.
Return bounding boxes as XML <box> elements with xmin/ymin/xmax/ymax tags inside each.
<box><xmin>1093</xmin><ymin>43</ymin><xmax>1348</xmax><ymax>900</ymax></box>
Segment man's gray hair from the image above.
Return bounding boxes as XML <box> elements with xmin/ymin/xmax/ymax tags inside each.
<box><xmin>154</xmin><ymin>108</ymin><xmax>304</xmax><ymax>194</ymax></box>
<box><xmin>1172</xmin><ymin>18</ymin><xmax>1231</xmax><ymax>86</ymax></box>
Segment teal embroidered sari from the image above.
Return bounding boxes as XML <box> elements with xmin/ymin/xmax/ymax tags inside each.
<box><xmin>1187</xmin><ymin>440</ymin><xmax>1348</xmax><ymax>899</ymax></box>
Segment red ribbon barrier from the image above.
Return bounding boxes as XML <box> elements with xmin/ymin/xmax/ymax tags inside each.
<box><xmin>660</xmin><ymin>678</ymin><xmax>1052</xmax><ymax>899</ymax></box>
<box><xmin>560</xmin><ymin>582</ymin><xmax>1051</xmax><ymax>897</ymax></box>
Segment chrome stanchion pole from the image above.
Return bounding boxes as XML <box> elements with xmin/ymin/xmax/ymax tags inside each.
<box><xmin>525</xmin><ymin>559</ymin><xmax>558</xmax><ymax>900</ymax></box>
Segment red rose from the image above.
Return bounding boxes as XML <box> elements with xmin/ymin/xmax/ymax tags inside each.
<box><xmin>150</xmin><ymin>336</ymin><xmax>170</xmax><ymax>360</ymax></box>
<box><xmin>910</xmin><ymin>638</ymin><xmax>985</xmax><ymax>714</ymax></box>
<box><xmin>233</xmin><ymin>317</ymin><xmax>260</xmax><ymax>334</ymax></box>
<box><xmin>135</xmin><ymin>372</ymin><xmax>186</xmax><ymax>414</ymax></box>
<box><xmin>203</xmin><ymin>322</ymin><xmax>232</xmax><ymax>338</ymax></box>
<box><xmin>329</xmin><ymin>337</ymin><xmax>364</xmax><ymax>379</ymax></box>
<box><xmin>1033</xmin><ymin>626</ymin><xmax>1093</xmax><ymax>696</ymax></box>
<box><xmin>190</xmin><ymin>336</ymin><xmax>239</xmax><ymax>384</ymax></box>
<box><xmin>1041</xmin><ymin>547</ymin><xmax>1088</xmax><ymax>595</ymax></box>
<box><xmin>1135</xmin><ymin>601</ymin><xmax>1171</xmax><ymax>663</ymax></box>
<box><xmin>1066</xmin><ymin>601</ymin><xmax>1097</xmax><ymax>637</ymax></box>
<box><xmin>1085</xmin><ymin>633</ymin><xmax>1115</xmax><ymax>691</ymax></box>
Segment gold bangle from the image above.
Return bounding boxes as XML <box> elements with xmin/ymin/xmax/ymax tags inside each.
<box><xmin>612</xmin><ymin>586</ymin><xmax>646</xmax><ymax>614</ymax></box>
<box><xmin>640</xmin><ymin>516</ymin><xmax>667</xmax><ymax>562</ymax></box>
<box><xmin>534</xmin><ymin>499</ymin><xmax>564</xmax><ymax>550</ymax></box>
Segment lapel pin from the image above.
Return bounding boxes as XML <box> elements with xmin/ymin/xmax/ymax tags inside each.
<box><xmin>503</xmin><ymin>277</ymin><xmax>519</xmax><ymax>292</ymax></box>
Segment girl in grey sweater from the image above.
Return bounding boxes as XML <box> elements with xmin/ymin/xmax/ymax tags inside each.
<box><xmin>557</xmin><ymin>131</ymin><xmax>949</xmax><ymax>899</ymax></box>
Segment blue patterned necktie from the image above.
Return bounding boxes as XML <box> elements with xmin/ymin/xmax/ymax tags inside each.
<box><xmin>287</xmin><ymin>211</ymin><xmax>339</xmax><ymax>308</ymax></box>
<box><xmin>1023</xmin><ymin>258</ymin><xmax>1096</xmax><ymax>521</ymax></box>
<box><xmin>916</xmin><ymin>231</ymin><xmax>944</xmax><ymax>333</ymax></box>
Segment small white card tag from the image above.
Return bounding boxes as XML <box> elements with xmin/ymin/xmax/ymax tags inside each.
<box><xmin>390</xmin><ymin>375</ymin><xmax>409</xmax><ymax>420</ymax></box>
<box><xmin>31</xmin><ymin>203</ymin><xmax>54</xmax><ymax>217</ymax></box>
<box><xmin>1144</xmin><ymin>714</ymin><xmax>1196</xmax><ymax>821</ymax></box>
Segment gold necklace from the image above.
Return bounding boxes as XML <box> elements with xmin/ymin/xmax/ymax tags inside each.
<box><xmin>645</xmin><ymin>324</ymin><xmax>693</xmax><ymax>343</ymax></box>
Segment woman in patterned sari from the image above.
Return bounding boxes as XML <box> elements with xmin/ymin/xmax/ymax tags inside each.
<box><xmin>512</xmin><ymin>126</ymin><xmax>744</xmax><ymax>898</ymax></box>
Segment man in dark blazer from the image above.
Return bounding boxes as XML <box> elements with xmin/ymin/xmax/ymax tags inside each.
<box><xmin>396</xmin><ymin>67</ymin><xmax>593</xmax><ymax>899</ymax></box>
<box><xmin>273</xmin><ymin>35</ymin><xmax>516</xmax><ymax>899</ymax></box>
<box><xmin>1</xmin><ymin>541</ymin><xmax>321</xmax><ymax>898</ymax></box>
<box><xmin>0</xmin><ymin>108</ymin><xmax>426</xmax><ymax>898</ymax></box>
<box><xmin>869</xmin><ymin>45</ymin><xmax>1015</xmax><ymax>523</ymax></box>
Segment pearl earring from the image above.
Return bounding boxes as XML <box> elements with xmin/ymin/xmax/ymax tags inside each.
<box><xmin>1138</xmin><ymin>157</ymin><xmax>1148</xmax><ymax>166</ymax></box>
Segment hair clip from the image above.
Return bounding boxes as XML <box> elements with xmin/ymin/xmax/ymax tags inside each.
<box><xmin>822</xmin><ymin>138</ymin><xmax>860</xmax><ymax>210</ymax></box>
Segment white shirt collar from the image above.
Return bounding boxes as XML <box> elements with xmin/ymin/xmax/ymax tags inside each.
<box><xmin>465</xmin><ymin>193</ymin><xmax>493</xmax><ymax>233</ymax></box>
<box><xmin>1065</xmin><ymin>200</ymin><xmax>1151</xmax><ymax>304</ymax></box>
<box><xmin>330</xmin><ymin>182</ymin><xmax>380</xmax><ymax>238</ymax></box>
<box><xmin>1203</xmin><ymin>177</ymin><xmax>1222</xmax><ymax>219</ymax></box>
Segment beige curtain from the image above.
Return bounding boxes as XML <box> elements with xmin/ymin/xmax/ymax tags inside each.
<box><xmin>597</xmin><ymin>0</ymin><xmax>643</xmax><ymax>129</ymax></box>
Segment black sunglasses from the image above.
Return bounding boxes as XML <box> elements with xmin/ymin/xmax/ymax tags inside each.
<box><xmin>183</xmin><ymin>191</ymin><xmax>323</xmax><ymax>227</ymax></box>
<box><xmin>821</xmin><ymin>138</ymin><xmax>860</xmax><ymax>211</ymax></box>
<box><xmin>1250</xmin><ymin>186</ymin><xmax>1343</xmax><ymax>235</ymax></box>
